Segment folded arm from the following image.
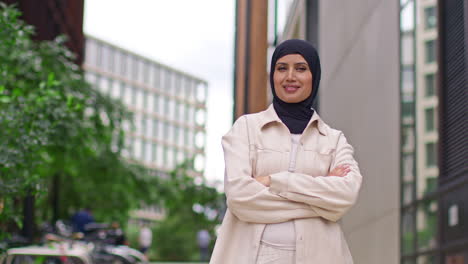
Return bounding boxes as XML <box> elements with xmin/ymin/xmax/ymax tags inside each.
<box><xmin>269</xmin><ymin>132</ymin><xmax>363</xmax><ymax>222</ymax></box>
<box><xmin>223</xmin><ymin>116</ymin><xmax>320</xmax><ymax>224</ymax></box>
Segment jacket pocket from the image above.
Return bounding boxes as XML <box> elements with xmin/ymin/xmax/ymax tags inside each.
<box><xmin>301</xmin><ymin>149</ymin><xmax>334</xmax><ymax>177</ymax></box>
<box><xmin>254</xmin><ymin>147</ymin><xmax>285</xmax><ymax>178</ymax></box>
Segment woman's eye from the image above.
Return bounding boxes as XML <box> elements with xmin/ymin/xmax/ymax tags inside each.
<box><xmin>277</xmin><ymin>66</ymin><xmax>287</xmax><ymax>71</ymax></box>
<box><xmin>296</xmin><ymin>67</ymin><xmax>307</xmax><ymax>71</ymax></box>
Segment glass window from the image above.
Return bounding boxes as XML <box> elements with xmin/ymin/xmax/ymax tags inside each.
<box><xmin>417</xmin><ymin>254</ymin><xmax>437</xmax><ymax>264</ymax></box>
<box><xmin>108</xmin><ymin>47</ymin><xmax>115</xmax><ymax>72</ymax></box>
<box><xmin>159</xmin><ymin>121</ymin><xmax>165</xmax><ymax>140</ymax></box>
<box><xmin>425</xmin><ymin>74</ymin><xmax>435</xmax><ymax>97</ymax></box>
<box><xmin>85</xmin><ymin>40</ymin><xmax>97</xmax><ymax>66</ymax></box>
<box><xmin>402</xmin><ymin>209</ymin><xmax>416</xmax><ymax>255</ymax></box>
<box><xmin>135</xmin><ymin>114</ymin><xmax>142</xmax><ymax>135</ymax></box>
<box><xmin>178</xmin><ymin>103</ymin><xmax>185</xmax><ymax>122</ymax></box>
<box><xmin>128</xmin><ymin>56</ymin><xmax>137</xmax><ymax>80</ymax></box>
<box><xmin>402</xmin><ymin>182</ymin><xmax>414</xmax><ymax>206</ymax></box>
<box><xmin>119</xmin><ymin>82</ymin><xmax>125</xmax><ymax>100</ymax></box>
<box><xmin>402</xmin><ymin>126</ymin><xmax>415</xmax><ymax>151</ymax></box>
<box><xmin>167</xmin><ymin>123</ymin><xmax>174</xmax><ymax>142</ymax></box>
<box><xmin>425</xmin><ymin>40</ymin><xmax>436</xmax><ymax>63</ymax></box>
<box><xmin>141</xmin><ymin>139</ymin><xmax>146</xmax><ymax>161</ymax></box>
<box><xmin>417</xmin><ymin>200</ymin><xmax>438</xmax><ymax>251</ymax></box>
<box><xmin>168</xmin><ymin>100</ymin><xmax>175</xmax><ymax>118</ymax></box>
<box><xmin>95</xmin><ymin>43</ymin><xmax>103</xmax><ymax>68</ymax></box>
<box><xmin>177</xmin><ymin>151</ymin><xmax>184</xmax><ymax>165</ymax></box>
<box><xmin>167</xmin><ymin>72</ymin><xmax>174</xmax><ymax>96</ymax></box>
<box><xmin>179</xmin><ymin>77</ymin><xmax>186</xmax><ymax>100</ymax></box>
<box><xmin>141</xmin><ymin>116</ymin><xmax>146</xmax><ymax>137</ymax></box>
<box><xmin>156</xmin><ymin>145</ymin><xmax>164</xmax><ymax>167</ymax></box>
<box><xmin>185</xmin><ymin>129</ymin><xmax>191</xmax><ymax>147</ymax></box>
<box><xmin>136</xmin><ymin>89</ymin><xmax>143</xmax><ymax>109</ymax></box>
<box><xmin>194</xmin><ymin>154</ymin><xmax>205</xmax><ymax>172</ymax></box>
<box><xmin>120</xmin><ymin>53</ymin><xmax>128</xmax><ymax>76</ymax></box>
<box><xmin>424</xmin><ymin>6</ymin><xmax>437</xmax><ymax>29</ymax></box>
<box><xmin>400</xmin><ymin>1</ymin><xmax>415</xmax><ymax>32</ymax></box>
<box><xmin>188</xmin><ymin>107</ymin><xmax>195</xmax><ymax>125</ymax></box>
<box><xmin>401</xmin><ymin>34</ymin><xmax>414</xmax><ymax>65</ymax></box>
<box><xmin>112</xmin><ymin>50</ymin><xmax>120</xmax><ymax>74</ymax></box>
<box><xmin>124</xmin><ymin>136</ymin><xmax>132</xmax><ymax>150</ymax></box>
<box><xmin>402</xmin><ymin>66</ymin><xmax>414</xmax><ymax>94</ymax></box>
<box><xmin>101</xmin><ymin>45</ymin><xmax>110</xmax><ymax>71</ymax></box>
<box><xmin>196</xmin><ymin>83</ymin><xmax>207</xmax><ymax>102</ymax></box>
<box><xmin>147</xmin><ymin>94</ymin><xmax>154</xmax><ymax>113</ymax></box>
<box><xmin>425</xmin><ymin>108</ymin><xmax>435</xmax><ymax>132</ymax></box>
<box><xmin>402</xmin><ymin>101</ymin><xmax>414</xmax><ymax>118</ymax></box>
<box><xmin>177</xmin><ymin>127</ymin><xmax>184</xmax><ymax>145</ymax></box>
<box><xmin>402</xmin><ymin>258</ymin><xmax>415</xmax><ymax>264</ymax></box>
<box><xmin>188</xmin><ymin>130</ymin><xmax>194</xmax><ymax>148</ymax></box>
<box><xmin>137</xmin><ymin>60</ymin><xmax>146</xmax><ymax>83</ymax></box>
<box><xmin>425</xmin><ymin>143</ymin><xmax>437</xmax><ymax>167</ymax></box>
<box><xmin>153</xmin><ymin>65</ymin><xmax>160</xmax><ymax>89</ymax></box>
<box><xmin>98</xmin><ymin>77</ymin><xmax>107</xmax><ymax>94</ymax></box>
<box><xmin>151</xmin><ymin>143</ymin><xmax>157</xmax><ymax>163</ymax></box>
<box><xmin>146</xmin><ymin>118</ymin><xmax>152</xmax><ymax>138</ymax></box>
<box><xmin>144</xmin><ymin>141</ymin><xmax>152</xmax><ymax>163</ymax></box>
<box><xmin>112</xmin><ymin>80</ymin><xmax>120</xmax><ymax>100</ymax></box>
<box><xmin>189</xmin><ymin>80</ymin><xmax>196</xmax><ymax>101</ymax></box>
<box><xmin>166</xmin><ymin>147</ymin><xmax>173</xmax><ymax>168</ymax></box>
<box><xmin>196</xmin><ymin>109</ymin><xmax>206</xmax><ymax>126</ymax></box>
<box><xmin>159</xmin><ymin>96</ymin><xmax>166</xmax><ymax>114</ymax></box>
<box><xmin>174</xmin><ymin>73</ymin><xmax>181</xmax><ymax>95</ymax></box>
<box><xmin>147</xmin><ymin>63</ymin><xmax>154</xmax><ymax>86</ymax></box>
<box><xmin>195</xmin><ymin>131</ymin><xmax>205</xmax><ymax>148</ymax></box>
<box><xmin>153</xmin><ymin>95</ymin><xmax>159</xmax><ymax>113</ymax></box>
<box><xmin>124</xmin><ymin>85</ymin><xmax>133</xmax><ymax>105</ymax></box>
<box><xmin>133</xmin><ymin>138</ymin><xmax>142</xmax><ymax>159</ymax></box>
<box><xmin>142</xmin><ymin>90</ymin><xmax>148</xmax><ymax>110</ymax></box>
<box><xmin>153</xmin><ymin>120</ymin><xmax>158</xmax><ymax>139</ymax></box>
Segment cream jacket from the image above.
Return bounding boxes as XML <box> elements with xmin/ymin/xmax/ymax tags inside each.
<box><xmin>210</xmin><ymin>105</ymin><xmax>363</xmax><ymax>264</ymax></box>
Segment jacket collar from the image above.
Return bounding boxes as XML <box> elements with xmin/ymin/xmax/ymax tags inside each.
<box><xmin>259</xmin><ymin>104</ymin><xmax>328</xmax><ymax>136</ymax></box>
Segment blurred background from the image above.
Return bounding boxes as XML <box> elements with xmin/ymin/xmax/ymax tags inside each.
<box><xmin>0</xmin><ymin>0</ymin><xmax>466</xmax><ymax>263</ymax></box>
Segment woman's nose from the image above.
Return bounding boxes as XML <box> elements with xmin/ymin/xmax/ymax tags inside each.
<box><xmin>286</xmin><ymin>69</ymin><xmax>296</xmax><ymax>81</ymax></box>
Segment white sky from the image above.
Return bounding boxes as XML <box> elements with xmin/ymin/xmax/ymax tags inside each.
<box><xmin>84</xmin><ymin>0</ymin><xmax>293</xmax><ymax>186</ymax></box>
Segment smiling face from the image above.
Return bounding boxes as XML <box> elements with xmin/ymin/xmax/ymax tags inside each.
<box><xmin>273</xmin><ymin>54</ymin><xmax>313</xmax><ymax>103</ymax></box>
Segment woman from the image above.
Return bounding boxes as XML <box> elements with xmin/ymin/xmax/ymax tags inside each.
<box><xmin>210</xmin><ymin>39</ymin><xmax>362</xmax><ymax>264</ymax></box>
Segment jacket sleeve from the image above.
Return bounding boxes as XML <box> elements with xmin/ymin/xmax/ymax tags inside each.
<box><xmin>223</xmin><ymin>116</ymin><xmax>320</xmax><ymax>224</ymax></box>
<box><xmin>269</xmin><ymin>132</ymin><xmax>363</xmax><ymax>222</ymax></box>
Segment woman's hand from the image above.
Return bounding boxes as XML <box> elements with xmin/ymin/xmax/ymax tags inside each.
<box><xmin>255</xmin><ymin>175</ymin><xmax>271</xmax><ymax>187</ymax></box>
<box><xmin>328</xmin><ymin>164</ymin><xmax>351</xmax><ymax>177</ymax></box>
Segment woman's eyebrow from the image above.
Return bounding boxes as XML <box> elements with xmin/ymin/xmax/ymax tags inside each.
<box><xmin>275</xmin><ymin>62</ymin><xmax>308</xmax><ymax>65</ymax></box>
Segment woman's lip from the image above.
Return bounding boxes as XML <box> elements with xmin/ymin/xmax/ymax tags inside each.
<box><xmin>283</xmin><ymin>85</ymin><xmax>300</xmax><ymax>93</ymax></box>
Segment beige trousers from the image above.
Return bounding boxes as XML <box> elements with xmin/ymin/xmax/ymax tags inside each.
<box><xmin>256</xmin><ymin>242</ymin><xmax>296</xmax><ymax>264</ymax></box>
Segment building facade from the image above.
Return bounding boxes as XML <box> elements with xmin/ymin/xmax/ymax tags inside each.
<box><xmin>234</xmin><ymin>0</ymin><xmax>467</xmax><ymax>263</ymax></box>
<box><xmin>83</xmin><ymin>36</ymin><xmax>208</xmax><ymax>177</ymax></box>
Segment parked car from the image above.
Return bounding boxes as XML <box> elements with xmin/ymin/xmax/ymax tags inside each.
<box><xmin>1</xmin><ymin>242</ymin><xmax>93</xmax><ymax>264</ymax></box>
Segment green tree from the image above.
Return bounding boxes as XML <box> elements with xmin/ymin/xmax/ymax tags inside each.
<box><xmin>150</xmin><ymin>161</ymin><xmax>225</xmax><ymax>261</ymax></box>
<box><xmin>0</xmin><ymin>3</ymin><xmax>159</xmax><ymax>238</ymax></box>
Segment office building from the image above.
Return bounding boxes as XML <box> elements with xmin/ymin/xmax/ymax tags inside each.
<box><xmin>83</xmin><ymin>36</ymin><xmax>208</xmax><ymax>177</ymax></box>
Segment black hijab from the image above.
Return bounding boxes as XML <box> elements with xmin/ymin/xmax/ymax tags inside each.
<box><xmin>270</xmin><ymin>39</ymin><xmax>321</xmax><ymax>134</ymax></box>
